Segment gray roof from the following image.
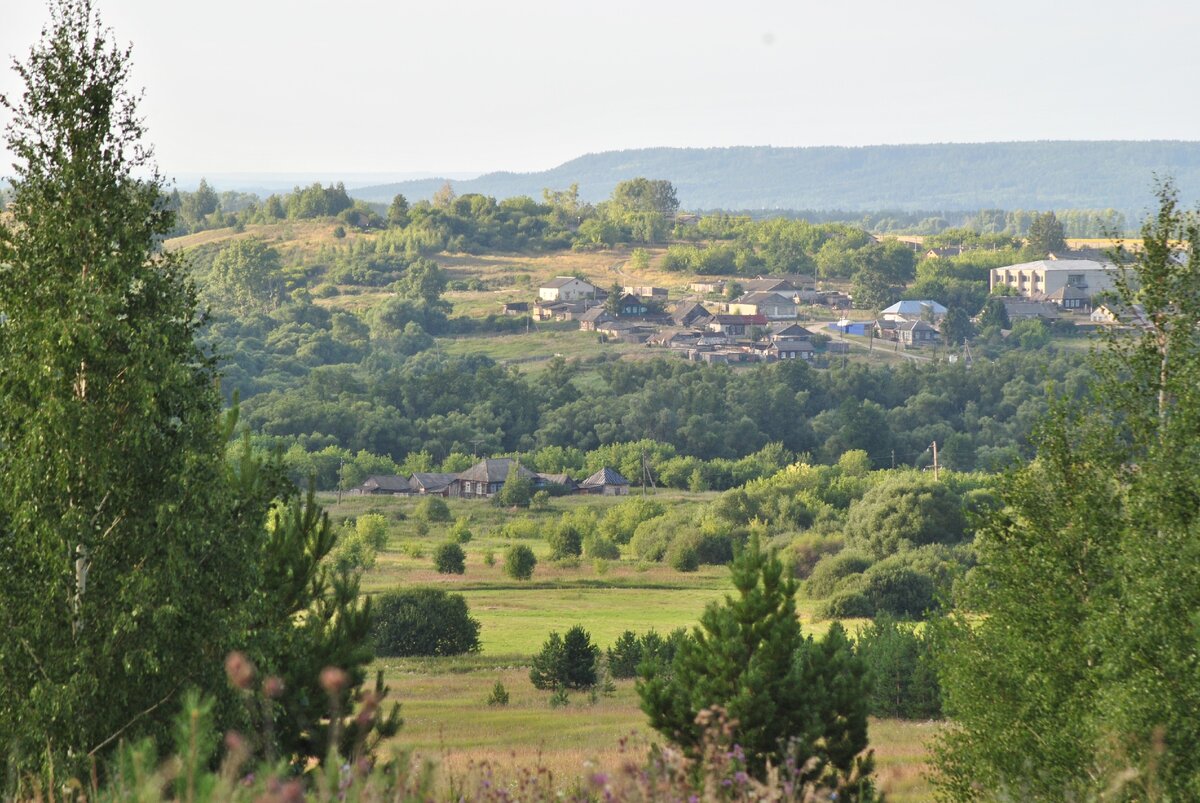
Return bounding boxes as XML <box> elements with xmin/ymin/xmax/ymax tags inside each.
<box><xmin>770</xmin><ymin>323</ymin><xmax>813</xmax><ymax>338</ymax></box>
<box><xmin>457</xmin><ymin>458</ymin><xmax>538</xmax><ymax>484</ymax></box>
<box><xmin>1044</xmin><ymin>285</ymin><xmax>1091</xmax><ymax>301</ymax></box>
<box><xmin>578</xmin><ymin>307</ymin><xmax>614</xmax><ymax>323</ymax></box>
<box><xmin>881</xmin><ymin>300</ymin><xmax>948</xmax><ymax>316</ymax></box>
<box><xmin>362</xmin><ymin>475</ymin><xmax>411</xmax><ymax>492</ymax></box>
<box><xmin>997</xmin><ymin>258</ymin><xmax>1116</xmax><ymax>272</ymax></box>
<box><xmin>542</xmin><ymin>276</ymin><xmax>591</xmax><ymax>289</ymax></box>
<box><xmin>580</xmin><ymin>467</ymin><xmax>630</xmax><ymax>488</ymax></box>
<box><xmin>733</xmin><ymin>291</ymin><xmax>795</xmax><ymax>305</ymax></box>
<box><xmin>408</xmin><ymin>472</ymin><xmax>457</xmax><ymax>491</ymax></box>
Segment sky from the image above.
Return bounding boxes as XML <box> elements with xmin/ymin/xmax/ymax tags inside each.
<box><xmin>2</xmin><ymin>0</ymin><xmax>1199</xmax><ymax>184</ymax></box>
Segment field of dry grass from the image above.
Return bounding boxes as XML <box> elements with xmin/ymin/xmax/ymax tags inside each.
<box><xmin>325</xmin><ymin>491</ymin><xmax>935</xmax><ymax>799</ymax></box>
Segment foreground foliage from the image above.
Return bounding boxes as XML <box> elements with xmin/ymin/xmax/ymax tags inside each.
<box><xmin>932</xmin><ymin>182</ymin><xmax>1200</xmax><ymax>799</ymax></box>
<box><xmin>0</xmin><ymin>1</ymin><xmax>394</xmax><ymax>784</ymax></box>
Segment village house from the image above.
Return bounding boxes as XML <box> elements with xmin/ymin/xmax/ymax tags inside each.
<box><xmin>622</xmin><ymin>285</ymin><xmax>668</xmax><ymax>301</ymax></box>
<box><xmin>501</xmin><ymin>301</ymin><xmax>530</xmax><ymax>316</ymax></box>
<box><xmin>407</xmin><ymin>472</ymin><xmax>457</xmax><ymax>496</ymax></box>
<box><xmin>614</xmin><ymin>293</ymin><xmax>650</xmax><ymax>317</ymax></box>
<box><xmin>689</xmin><ymin>279</ymin><xmax>726</xmax><ymax>294</ymax></box>
<box><xmin>765</xmin><ymin>339</ymin><xmax>815</xmax><ymax>361</ymax></box>
<box><xmin>449</xmin><ymin>458</ymin><xmax>545</xmax><ymax>500</ymax></box>
<box><xmin>538</xmin><ymin>276</ymin><xmax>599</xmax><ymax>302</ymax></box>
<box><xmin>1000</xmin><ymin>298</ymin><xmax>1061</xmax><ymax>322</ymax></box>
<box><xmin>880</xmin><ymin>300</ymin><xmax>948</xmax><ymax>323</ymax></box>
<box><xmin>708</xmin><ymin>314</ymin><xmax>766</xmax><ymax>336</ymax></box>
<box><xmin>726</xmin><ymin>291</ymin><xmax>798</xmax><ymax>320</ymax></box>
<box><xmin>577</xmin><ymin>467</ymin><xmax>631</xmax><ymax>496</ymax></box>
<box><xmin>670</xmin><ymin>300</ymin><xmax>711</xmax><ymax>328</ymax></box>
<box><xmin>577</xmin><ymin>306</ymin><xmax>615</xmax><ymax>332</ymax></box>
<box><xmin>1043</xmin><ymin>284</ymin><xmax>1092</xmax><ymax>312</ymax></box>
<box><xmin>533</xmin><ymin>298</ymin><xmax>588</xmax><ymax>321</ymax></box>
<box><xmin>898</xmin><ymin>320</ymin><xmax>940</xmax><ymax>347</ymax></box>
<box><xmin>353</xmin><ymin>475</ymin><xmax>410</xmax><ymax>495</ymax></box>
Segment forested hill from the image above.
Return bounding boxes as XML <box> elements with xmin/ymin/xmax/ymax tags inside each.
<box><xmin>351</xmin><ymin>141</ymin><xmax>1200</xmax><ymax>215</ymax></box>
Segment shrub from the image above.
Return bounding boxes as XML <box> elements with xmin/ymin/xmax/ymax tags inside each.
<box><xmin>415</xmin><ymin>496</ymin><xmax>451</xmax><ymax>523</ymax></box>
<box><xmin>843</xmin><ymin>474</ymin><xmax>968</xmax><ymax>559</ymax></box>
<box><xmin>530</xmin><ymin>625</ymin><xmax>599</xmax><ymax>690</ymax></box>
<box><xmin>583</xmin><ymin>533</ymin><xmax>620</xmax><ymax>560</ymax></box>
<box><xmin>819</xmin><ymin>577</ymin><xmax>875</xmax><ymax>619</ymax></box>
<box><xmin>854</xmin><ymin>617</ymin><xmax>941</xmax><ymax>719</ymax></box>
<box><xmin>356</xmin><ymin>513</ymin><xmax>390</xmax><ymax>550</ymax></box>
<box><xmin>330</xmin><ymin>528</ymin><xmax>377</xmax><ymax>573</ymax></box>
<box><xmin>666</xmin><ymin>538</ymin><xmax>699</xmax><ymax>572</ymax></box>
<box><xmin>862</xmin><ymin>559</ymin><xmax>937</xmax><ymax>619</ymax></box>
<box><xmin>787</xmin><ymin>533</ymin><xmax>845</xmax><ymax>579</ymax></box>
<box><xmin>504</xmin><ymin>544</ymin><xmax>537</xmax><ymax>580</ymax></box>
<box><xmin>449</xmin><ymin>516</ymin><xmax>473</xmax><ymax>544</ymax></box>
<box><xmin>486</xmin><ymin>681</ymin><xmax>510</xmax><ymax>706</ymax></box>
<box><xmin>599</xmin><ymin>497</ymin><xmax>666</xmax><ymax>544</ymax></box>
<box><xmin>805</xmin><ymin>550</ymin><xmax>872</xmax><ymax>598</ymax></box>
<box><xmin>529</xmin><ymin>490</ymin><xmax>551</xmax><ymax>511</ymax></box>
<box><xmin>547</xmin><ymin>520</ymin><xmax>583</xmax><ymax>559</ymax></box>
<box><xmin>371</xmin><ymin>589</ymin><xmax>481</xmax><ymax>656</ymax></box>
<box><xmin>499</xmin><ymin>517</ymin><xmax>542</xmax><ymax>540</ymax></box>
<box><xmin>433</xmin><ymin>541</ymin><xmax>466</xmax><ymax>574</ymax></box>
<box><xmin>496</xmin><ymin>465</ymin><xmax>533</xmax><ymax>507</ymax></box>
<box><xmin>483</xmin><ymin>548</ymin><xmax>496</xmax><ymax>566</ymax></box>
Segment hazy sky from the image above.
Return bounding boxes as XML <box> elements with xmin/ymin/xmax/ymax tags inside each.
<box><xmin>2</xmin><ymin>0</ymin><xmax>1199</xmax><ymax>180</ymax></box>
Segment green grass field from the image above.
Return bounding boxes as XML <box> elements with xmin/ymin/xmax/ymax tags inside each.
<box><xmin>330</xmin><ymin>492</ymin><xmax>936</xmax><ymax>799</ymax></box>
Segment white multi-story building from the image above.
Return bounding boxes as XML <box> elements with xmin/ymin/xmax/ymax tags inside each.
<box><xmin>990</xmin><ymin>259</ymin><xmax>1118</xmax><ymax>298</ymax></box>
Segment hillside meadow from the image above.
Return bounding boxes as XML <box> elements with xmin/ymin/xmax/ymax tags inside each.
<box><xmin>324</xmin><ymin>491</ymin><xmax>937</xmax><ymax>801</ymax></box>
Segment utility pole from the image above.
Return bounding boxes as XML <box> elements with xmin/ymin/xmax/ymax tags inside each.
<box><xmin>891</xmin><ymin>449</ymin><xmax>895</xmax><ymax>469</ymax></box>
<box><xmin>930</xmin><ymin>440</ymin><xmax>940</xmax><ymax>482</ymax></box>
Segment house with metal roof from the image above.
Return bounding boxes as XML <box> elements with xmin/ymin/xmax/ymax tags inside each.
<box><xmin>578</xmin><ymin>467</ymin><xmax>630</xmax><ymax>496</ymax></box>
<box><xmin>880</xmin><ymin>300</ymin><xmax>949</xmax><ymax>322</ymax></box>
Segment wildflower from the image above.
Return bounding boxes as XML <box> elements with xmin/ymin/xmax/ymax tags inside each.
<box><xmin>224</xmin><ymin>651</ymin><xmax>254</xmax><ymax>690</ymax></box>
<box><xmin>320</xmin><ymin>666</ymin><xmax>348</xmax><ymax>694</ymax></box>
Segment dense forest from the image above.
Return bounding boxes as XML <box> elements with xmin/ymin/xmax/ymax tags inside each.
<box><xmin>348</xmin><ymin>142</ymin><xmax>1200</xmax><ymax>217</ymax></box>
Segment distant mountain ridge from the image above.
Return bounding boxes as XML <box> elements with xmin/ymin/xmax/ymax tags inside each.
<box><xmin>349</xmin><ymin>142</ymin><xmax>1200</xmax><ymax>216</ymax></box>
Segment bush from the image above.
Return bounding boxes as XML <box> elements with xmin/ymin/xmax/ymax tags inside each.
<box><xmin>666</xmin><ymin>538</ymin><xmax>699</xmax><ymax>572</ymax></box>
<box><xmin>504</xmin><ymin>544</ymin><xmax>537</xmax><ymax>580</ymax></box>
<box><xmin>356</xmin><ymin>513</ymin><xmax>390</xmax><ymax>550</ymax></box>
<box><xmin>530</xmin><ymin>490</ymin><xmax>551</xmax><ymax>511</ymax></box>
<box><xmin>819</xmin><ymin>580</ymin><xmax>875</xmax><ymax>619</ymax></box>
<box><xmin>547</xmin><ymin>520</ymin><xmax>584</xmax><ymax>559</ymax></box>
<box><xmin>805</xmin><ymin>550</ymin><xmax>872</xmax><ymax>598</ymax></box>
<box><xmin>449</xmin><ymin>516</ymin><xmax>473</xmax><ymax>544</ymax></box>
<box><xmin>843</xmin><ymin>474</ymin><xmax>968</xmax><ymax>559</ymax></box>
<box><xmin>583</xmin><ymin>533</ymin><xmax>620</xmax><ymax>560</ymax></box>
<box><xmin>862</xmin><ymin>559</ymin><xmax>937</xmax><ymax>619</ymax></box>
<box><xmin>371</xmin><ymin>589</ymin><xmax>481</xmax><ymax>657</ymax></box>
<box><xmin>787</xmin><ymin>533</ymin><xmax>845</xmax><ymax>579</ymax></box>
<box><xmin>854</xmin><ymin>617</ymin><xmax>941</xmax><ymax>719</ymax></box>
<box><xmin>415</xmin><ymin>496</ymin><xmax>451</xmax><ymax>523</ymax></box>
<box><xmin>486</xmin><ymin>681</ymin><xmax>510</xmax><ymax>706</ymax></box>
<box><xmin>433</xmin><ymin>541</ymin><xmax>466</xmax><ymax>574</ymax></box>
<box><xmin>330</xmin><ymin>528</ymin><xmax>377</xmax><ymax>573</ymax></box>
<box><xmin>499</xmin><ymin>517</ymin><xmax>542</xmax><ymax>540</ymax></box>
<box><xmin>599</xmin><ymin>497</ymin><xmax>666</xmax><ymax>544</ymax></box>
<box><xmin>530</xmin><ymin>625</ymin><xmax>599</xmax><ymax>690</ymax></box>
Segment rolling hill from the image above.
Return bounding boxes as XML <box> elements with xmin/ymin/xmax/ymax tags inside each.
<box><xmin>350</xmin><ymin>141</ymin><xmax>1200</xmax><ymax>215</ymax></box>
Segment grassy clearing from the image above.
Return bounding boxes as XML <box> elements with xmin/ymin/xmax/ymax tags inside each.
<box><xmin>378</xmin><ymin>662</ymin><xmax>935</xmax><ymax>801</ymax></box>
<box><xmin>333</xmin><ymin>490</ymin><xmax>928</xmax><ymax>797</ymax></box>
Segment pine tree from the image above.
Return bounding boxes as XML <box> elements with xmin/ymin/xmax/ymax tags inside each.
<box><xmin>638</xmin><ymin>537</ymin><xmax>873</xmax><ymax>789</ymax></box>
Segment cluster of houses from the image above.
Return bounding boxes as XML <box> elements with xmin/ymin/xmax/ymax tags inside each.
<box><xmin>353</xmin><ymin>457</ymin><xmax>631</xmax><ymax>498</ymax></box>
<box><xmin>520</xmin><ymin>274</ymin><xmax>854</xmax><ymax>363</ymax></box>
